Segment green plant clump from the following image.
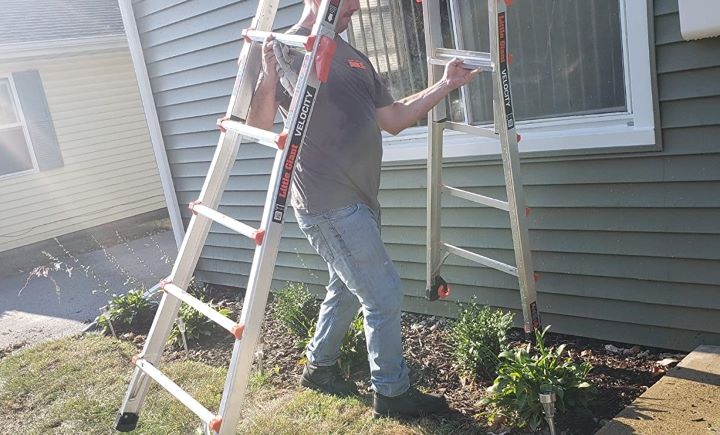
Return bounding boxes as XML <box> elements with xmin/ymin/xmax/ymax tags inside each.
<box><xmin>98</xmin><ymin>289</ymin><xmax>157</xmax><ymax>334</ymax></box>
<box><xmin>273</xmin><ymin>282</ymin><xmax>321</xmax><ymax>346</ymax></box>
<box><xmin>273</xmin><ymin>283</ymin><xmax>367</xmax><ymax>371</ymax></box>
<box><xmin>449</xmin><ymin>298</ymin><xmax>514</xmax><ymax>380</ymax></box>
<box><xmin>168</xmin><ymin>300</ymin><xmax>233</xmax><ymax>347</ymax></box>
<box><xmin>482</xmin><ymin>326</ymin><xmax>594</xmax><ymax>431</ymax></box>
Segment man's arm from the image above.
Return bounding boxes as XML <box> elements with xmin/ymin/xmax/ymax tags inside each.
<box><xmin>376</xmin><ymin>58</ymin><xmax>481</xmax><ymax>136</ymax></box>
<box><xmin>246</xmin><ymin>36</ymin><xmax>280</xmax><ymax>130</ymax></box>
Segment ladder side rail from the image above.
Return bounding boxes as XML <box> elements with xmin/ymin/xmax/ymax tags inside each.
<box><xmin>116</xmin><ymin>0</ymin><xmax>281</xmax><ymax>426</ymax></box>
<box><xmin>423</xmin><ymin>0</ymin><xmax>447</xmax><ymax>289</ymax></box>
<box><xmin>489</xmin><ymin>0</ymin><xmax>540</xmax><ymax>333</ymax></box>
<box><xmin>216</xmin><ymin>1</ymin><xmax>343</xmax><ymax>432</ymax></box>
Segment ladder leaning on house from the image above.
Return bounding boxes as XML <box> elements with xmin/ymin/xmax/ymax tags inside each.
<box><xmin>114</xmin><ymin>0</ymin><xmax>343</xmax><ymax>434</ymax></box>
<box><xmin>421</xmin><ymin>0</ymin><xmax>542</xmax><ymax>335</ymax></box>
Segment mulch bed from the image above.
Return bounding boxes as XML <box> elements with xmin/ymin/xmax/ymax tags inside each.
<box><xmin>117</xmin><ymin>285</ymin><xmax>685</xmax><ymax>435</ymax></box>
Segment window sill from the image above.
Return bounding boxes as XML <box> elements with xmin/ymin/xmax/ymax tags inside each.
<box><xmin>381</xmin><ymin>115</ymin><xmax>659</xmax><ymax>163</ymax></box>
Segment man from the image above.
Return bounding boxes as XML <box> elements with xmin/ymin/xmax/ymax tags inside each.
<box><xmin>246</xmin><ymin>0</ymin><xmax>480</xmax><ymax>418</ymax></box>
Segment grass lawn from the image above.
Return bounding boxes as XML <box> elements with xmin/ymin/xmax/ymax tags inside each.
<box><xmin>0</xmin><ymin>334</ymin><xmax>473</xmax><ymax>434</ymax></box>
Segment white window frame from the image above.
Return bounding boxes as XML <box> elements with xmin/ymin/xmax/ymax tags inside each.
<box><xmin>382</xmin><ymin>0</ymin><xmax>658</xmax><ymax>163</ymax></box>
<box><xmin>0</xmin><ymin>73</ymin><xmax>38</xmax><ymax>180</ymax></box>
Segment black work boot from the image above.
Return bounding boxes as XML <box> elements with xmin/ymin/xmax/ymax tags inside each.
<box><xmin>373</xmin><ymin>387</ymin><xmax>449</xmax><ymax>418</ymax></box>
<box><xmin>300</xmin><ymin>362</ymin><xmax>359</xmax><ymax>397</ymax></box>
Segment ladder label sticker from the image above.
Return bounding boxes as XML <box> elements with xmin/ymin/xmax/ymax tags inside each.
<box><xmin>498</xmin><ymin>12</ymin><xmax>515</xmax><ymax>130</ymax></box>
<box><xmin>325</xmin><ymin>0</ymin><xmax>341</xmax><ymax>24</ymax></box>
<box><xmin>273</xmin><ymin>85</ymin><xmax>318</xmax><ymax>223</ymax></box>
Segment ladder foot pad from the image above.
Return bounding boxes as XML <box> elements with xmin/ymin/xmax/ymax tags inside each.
<box><xmin>209</xmin><ymin>416</ymin><xmax>223</xmax><ymax>433</ymax></box>
<box><xmin>115</xmin><ymin>412</ymin><xmax>139</xmax><ymax>432</ymax></box>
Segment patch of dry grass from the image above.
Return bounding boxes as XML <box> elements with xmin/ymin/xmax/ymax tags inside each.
<box><xmin>0</xmin><ymin>334</ymin><xmax>474</xmax><ymax>434</ymax></box>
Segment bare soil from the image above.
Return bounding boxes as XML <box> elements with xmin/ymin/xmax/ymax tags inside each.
<box><xmin>115</xmin><ymin>286</ymin><xmax>685</xmax><ymax>435</ymax></box>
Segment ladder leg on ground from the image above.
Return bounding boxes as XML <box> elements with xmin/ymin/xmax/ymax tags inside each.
<box><xmin>115</xmin><ymin>1</ymin><xmax>344</xmax><ymax>434</ymax></box>
<box><xmin>422</xmin><ymin>0</ymin><xmax>541</xmax><ymax>333</ymax></box>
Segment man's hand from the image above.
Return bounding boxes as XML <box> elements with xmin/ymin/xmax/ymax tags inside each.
<box><xmin>262</xmin><ymin>35</ymin><xmax>279</xmax><ymax>80</ymax></box>
<box><xmin>441</xmin><ymin>58</ymin><xmax>482</xmax><ymax>90</ymax></box>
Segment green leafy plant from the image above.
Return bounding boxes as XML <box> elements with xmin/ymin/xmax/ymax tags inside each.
<box><xmin>482</xmin><ymin>326</ymin><xmax>594</xmax><ymax>431</ymax></box>
<box><xmin>273</xmin><ymin>282</ymin><xmax>321</xmax><ymax>349</ymax></box>
<box><xmin>168</xmin><ymin>298</ymin><xmax>233</xmax><ymax>347</ymax></box>
<box><xmin>449</xmin><ymin>298</ymin><xmax>514</xmax><ymax>380</ymax></box>
<box><xmin>273</xmin><ymin>283</ymin><xmax>367</xmax><ymax>370</ymax></box>
<box><xmin>98</xmin><ymin>289</ymin><xmax>157</xmax><ymax>334</ymax></box>
<box><xmin>338</xmin><ymin>314</ymin><xmax>367</xmax><ymax>375</ymax></box>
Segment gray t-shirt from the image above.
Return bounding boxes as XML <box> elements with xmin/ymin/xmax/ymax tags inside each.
<box><xmin>275</xmin><ymin>26</ymin><xmax>394</xmax><ymax>214</ymax></box>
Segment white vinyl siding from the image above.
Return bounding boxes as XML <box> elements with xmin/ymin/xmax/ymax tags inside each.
<box><xmin>0</xmin><ymin>50</ymin><xmax>166</xmax><ymax>253</ymax></box>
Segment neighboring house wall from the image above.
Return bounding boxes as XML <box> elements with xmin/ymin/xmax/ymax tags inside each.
<box><xmin>0</xmin><ymin>49</ymin><xmax>166</xmax><ymax>252</ymax></box>
<box><xmin>131</xmin><ymin>0</ymin><xmax>720</xmax><ymax>351</ymax></box>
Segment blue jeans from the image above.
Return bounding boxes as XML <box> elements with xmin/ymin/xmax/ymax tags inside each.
<box><xmin>295</xmin><ymin>203</ymin><xmax>410</xmax><ymax>397</ymax></box>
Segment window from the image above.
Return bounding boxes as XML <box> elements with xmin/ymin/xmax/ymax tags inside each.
<box><xmin>347</xmin><ymin>0</ymin><xmax>657</xmax><ymax>161</ymax></box>
<box><xmin>0</xmin><ymin>76</ymin><xmax>36</xmax><ymax>178</ymax></box>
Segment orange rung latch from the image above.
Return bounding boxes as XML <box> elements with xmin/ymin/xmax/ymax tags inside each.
<box><xmin>516</xmin><ymin>133</ymin><xmax>522</xmax><ymax>142</ymax></box>
<box><xmin>241</xmin><ymin>27</ymin><xmax>254</xmax><ymax>44</ymax></box>
<box><xmin>216</xmin><ymin>116</ymin><xmax>229</xmax><ymax>133</ymax></box>
<box><xmin>505</xmin><ymin>0</ymin><xmax>513</xmax><ymax>5</ymax></box>
<box><xmin>158</xmin><ymin>278</ymin><xmax>172</xmax><ymax>289</ymax></box>
<box><xmin>131</xmin><ymin>354</ymin><xmax>142</xmax><ymax>365</ymax></box>
<box><xmin>275</xmin><ymin>131</ymin><xmax>288</xmax><ymax>150</ymax></box>
<box><xmin>438</xmin><ymin>283</ymin><xmax>451</xmax><ymax>298</ymax></box>
<box><xmin>303</xmin><ymin>35</ymin><xmax>316</xmax><ymax>52</ymax></box>
<box><xmin>314</xmin><ymin>36</ymin><xmax>337</xmax><ymax>83</ymax></box>
<box><xmin>209</xmin><ymin>416</ymin><xmax>223</xmax><ymax>433</ymax></box>
<box><xmin>230</xmin><ymin>324</ymin><xmax>245</xmax><ymax>340</ymax></box>
<box><xmin>534</xmin><ymin>273</ymin><xmax>540</xmax><ymax>283</ymax></box>
<box><xmin>252</xmin><ymin>229</ymin><xmax>266</xmax><ymax>246</ymax></box>
<box><xmin>188</xmin><ymin>200</ymin><xmax>202</xmax><ymax>215</ymax></box>
<box><xmin>525</xmin><ymin>206</ymin><xmax>531</xmax><ymax>217</ymax></box>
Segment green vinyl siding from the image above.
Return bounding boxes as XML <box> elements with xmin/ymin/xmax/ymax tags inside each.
<box><xmin>133</xmin><ymin>0</ymin><xmax>720</xmax><ymax>351</ymax></box>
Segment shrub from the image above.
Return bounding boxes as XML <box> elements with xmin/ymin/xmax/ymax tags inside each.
<box><xmin>168</xmin><ymin>297</ymin><xmax>233</xmax><ymax>347</ymax></box>
<box><xmin>98</xmin><ymin>289</ymin><xmax>157</xmax><ymax>335</ymax></box>
<box><xmin>482</xmin><ymin>326</ymin><xmax>594</xmax><ymax>431</ymax></box>
<box><xmin>449</xmin><ymin>299</ymin><xmax>514</xmax><ymax>380</ymax></box>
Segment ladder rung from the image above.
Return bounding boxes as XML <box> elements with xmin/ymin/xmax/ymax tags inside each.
<box><xmin>243</xmin><ymin>29</ymin><xmax>309</xmax><ymax>49</ymax></box>
<box><xmin>442</xmin><ymin>242</ymin><xmax>518</xmax><ymax>276</ymax></box>
<box><xmin>220</xmin><ymin>119</ymin><xmax>287</xmax><ymax>150</ymax></box>
<box><xmin>443</xmin><ymin>121</ymin><xmax>498</xmax><ymax>140</ymax></box>
<box><xmin>133</xmin><ymin>357</ymin><xmax>222</xmax><ymax>432</ymax></box>
<box><xmin>442</xmin><ymin>185</ymin><xmax>509</xmax><ymax>211</ymax></box>
<box><xmin>163</xmin><ymin>283</ymin><xmax>245</xmax><ymax>340</ymax></box>
<box><xmin>429</xmin><ymin>48</ymin><xmax>494</xmax><ymax>71</ymax></box>
<box><xmin>189</xmin><ymin>202</ymin><xmax>265</xmax><ymax>245</ymax></box>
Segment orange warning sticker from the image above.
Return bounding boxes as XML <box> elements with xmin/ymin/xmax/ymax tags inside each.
<box><xmin>347</xmin><ymin>59</ymin><xmax>367</xmax><ymax>69</ymax></box>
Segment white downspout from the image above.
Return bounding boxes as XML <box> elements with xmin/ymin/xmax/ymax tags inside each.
<box><xmin>118</xmin><ymin>0</ymin><xmax>185</xmax><ymax>249</ymax></box>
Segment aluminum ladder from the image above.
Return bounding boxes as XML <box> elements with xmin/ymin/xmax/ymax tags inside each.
<box><xmin>422</xmin><ymin>0</ymin><xmax>542</xmax><ymax>334</ymax></box>
<box><xmin>114</xmin><ymin>1</ymin><xmax>344</xmax><ymax>433</ymax></box>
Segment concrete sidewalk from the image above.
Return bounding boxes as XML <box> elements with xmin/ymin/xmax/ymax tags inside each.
<box><xmin>596</xmin><ymin>345</ymin><xmax>720</xmax><ymax>434</ymax></box>
<box><xmin>0</xmin><ymin>230</ymin><xmax>176</xmax><ymax>350</ymax></box>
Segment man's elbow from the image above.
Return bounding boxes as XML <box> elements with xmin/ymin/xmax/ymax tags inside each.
<box><xmin>383</xmin><ymin>125</ymin><xmax>403</xmax><ymax>136</ymax></box>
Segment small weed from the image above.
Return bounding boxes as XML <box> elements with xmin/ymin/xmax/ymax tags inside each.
<box><xmin>449</xmin><ymin>298</ymin><xmax>514</xmax><ymax>381</ymax></box>
<box><xmin>98</xmin><ymin>289</ymin><xmax>157</xmax><ymax>335</ymax></box>
<box><xmin>482</xmin><ymin>326</ymin><xmax>594</xmax><ymax>431</ymax></box>
<box><xmin>168</xmin><ymin>298</ymin><xmax>232</xmax><ymax>347</ymax></box>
